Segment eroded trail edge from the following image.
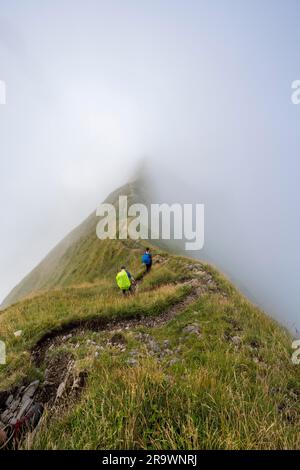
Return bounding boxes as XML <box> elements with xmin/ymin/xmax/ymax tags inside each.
<box><xmin>1</xmin><ymin>270</ymin><xmax>220</xmax><ymax>449</ymax></box>
<box><xmin>32</xmin><ymin>278</ymin><xmax>206</xmax><ymax>365</ymax></box>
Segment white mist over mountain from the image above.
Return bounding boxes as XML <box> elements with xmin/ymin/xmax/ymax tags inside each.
<box><xmin>146</xmin><ymin>158</ymin><xmax>300</xmax><ymax>333</ymax></box>
<box><xmin>0</xmin><ymin>1</ymin><xmax>299</xmax><ymax>330</ymax></box>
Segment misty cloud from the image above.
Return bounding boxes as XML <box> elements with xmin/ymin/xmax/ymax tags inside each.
<box><xmin>0</xmin><ymin>1</ymin><xmax>299</xmax><ymax>332</ymax></box>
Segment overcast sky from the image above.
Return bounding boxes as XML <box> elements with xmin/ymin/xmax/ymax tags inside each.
<box><xmin>0</xmin><ymin>0</ymin><xmax>299</xmax><ymax>331</ymax></box>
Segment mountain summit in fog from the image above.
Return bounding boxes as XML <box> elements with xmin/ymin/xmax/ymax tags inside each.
<box><xmin>0</xmin><ymin>180</ymin><xmax>299</xmax><ymax>450</ymax></box>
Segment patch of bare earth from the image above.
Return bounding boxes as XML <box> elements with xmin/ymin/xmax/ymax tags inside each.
<box><xmin>1</xmin><ymin>270</ymin><xmax>222</xmax><ymax>448</ymax></box>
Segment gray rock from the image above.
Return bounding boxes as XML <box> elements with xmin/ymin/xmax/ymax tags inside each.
<box><xmin>55</xmin><ymin>360</ymin><xmax>74</xmax><ymax>401</ymax></box>
<box><xmin>1</xmin><ymin>409</ymin><xmax>12</xmax><ymax>424</ymax></box>
<box><xmin>10</xmin><ymin>398</ymin><xmax>20</xmax><ymax>412</ymax></box>
<box><xmin>127</xmin><ymin>358</ymin><xmax>138</xmax><ymax>366</ymax></box>
<box><xmin>110</xmin><ymin>333</ymin><xmax>127</xmax><ymax>346</ymax></box>
<box><xmin>14</xmin><ymin>330</ymin><xmax>23</xmax><ymax>337</ymax></box>
<box><xmin>169</xmin><ymin>358</ymin><xmax>179</xmax><ymax>366</ymax></box>
<box><xmin>42</xmin><ymin>380</ymin><xmax>55</xmax><ymax>387</ymax></box>
<box><xmin>71</xmin><ymin>376</ymin><xmax>82</xmax><ymax>391</ymax></box>
<box><xmin>148</xmin><ymin>340</ymin><xmax>161</xmax><ymax>353</ymax></box>
<box><xmin>5</xmin><ymin>395</ymin><xmax>13</xmax><ymax>407</ymax></box>
<box><xmin>16</xmin><ymin>398</ymin><xmax>33</xmax><ymax>421</ymax></box>
<box><xmin>129</xmin><ymin>349</ymin><xmax>138</xmax><ymax>357</ymax></box>
<box><xmin>183</xmin><ymin>323</ymin><xmax>201</xmax><ymax>336</ymax></box>
<box><xmin>62</xmin><ymin>333</ymin><xmax>72</xmax><ymax>341</ymax></box>
<box><xmin>289</xmin><ymin>391</ymin><xmax>298</xmax><ymax>400</ymax></box>
<box><xmin>22</xmin><ymin>380</ymin><xmax>40</xmax><ymax>401</ymax></box>
<box><xmin>231</xmin><ymin>336</ymin><xmax>242</xmax><ymax>345</ymax></box>
<box><xmin>56</xmin><ymin>381</ymin><xmax>66</xmax><ymax>400</ymax></box>
<box><xmin>18</xmin><ymin>386</ymin><xmax>25</xmax><ymax>396</ymax></box>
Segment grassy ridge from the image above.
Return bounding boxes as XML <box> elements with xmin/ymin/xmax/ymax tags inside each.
<box><xmin>1</xmin><ymin>182</ymin><xmax>149</xmax><ymax>309</ymax></box>
<box><xmin>31</xmin><ymin>273</ymin><xmax>299</xmax><ymax>450</ymax></box>
<box><xmin>0</xmin><ymin>280</ymin><xmax>189</xmax><ymax>389</ymax></box>
<box><xmin>1</xmin><ymin>253</ymin><xmax>299</xmax><ymax>449</ymax></box>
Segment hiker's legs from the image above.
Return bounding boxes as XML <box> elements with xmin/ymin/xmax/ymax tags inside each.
<box><xmin>146</xmin><ymin>263</ymin><xmax>152</xmax><ymax>273</ymax></box>
<box><xmin>122</xmin><ymin>287</ymin><xmax>132</xmax><ymax>296</ymax></box>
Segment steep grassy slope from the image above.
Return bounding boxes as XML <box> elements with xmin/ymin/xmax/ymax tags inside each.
<box><xmin>0</xmin><ymin>181</ymin><xmax>299</xmax><ymax>449</ymax></box>
<box><xmin>1</xmin><ymin>182</ymin><xmax>149</xmax><ymax>309</ymax></box>
<box><xmin>0</xmin><ymin>251</ymin><xmax>299</xmax><ymax>449</ymax></box>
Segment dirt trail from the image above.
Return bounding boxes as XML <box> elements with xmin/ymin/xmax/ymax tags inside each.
<box><xmin>1</xmin><ymin>263</ymin><xmax>220</xmax><ymax>448</ymax></box>
<box><xmin>31</xmin><ymin>257</ymin><xmax>221</xmax><ymax>366</ymax></box>
<box><xmin>32</xmin><ymin>278</ymin><xmax>207</xmax><ymax>365</ymax></box>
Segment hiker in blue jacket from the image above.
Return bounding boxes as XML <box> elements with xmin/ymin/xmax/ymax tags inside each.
<box><xmin>142</xmin><ymin>247</ymin><xmax>152</xmax><ymax>273</ymax></box>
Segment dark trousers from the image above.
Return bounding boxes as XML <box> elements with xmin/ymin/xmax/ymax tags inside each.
<box><xmin>146</xmin><ymin>263</ymin><xmax>152</xmax><ymax>273</ymax></box>
<box><xmin>122</xmin><ymin>286</ymin><xmax>132</xmax><ymax>295</ymax></box>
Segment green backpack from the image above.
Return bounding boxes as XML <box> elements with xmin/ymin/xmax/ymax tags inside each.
<box><xmin>116</xmin><ymin>270</ymin><xmax>131</xmax><ymax>290</ymax></box>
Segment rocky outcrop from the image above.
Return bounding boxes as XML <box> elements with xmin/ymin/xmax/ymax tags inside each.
<box><xmin>0</xmin><ymin>381</ymin><xmax>41</xmax><ymax>428</ymax></box>
<box><xmin>0</xmin><ymin>381</ymin><xmax>44</xmax><ymax>447</ymax></box>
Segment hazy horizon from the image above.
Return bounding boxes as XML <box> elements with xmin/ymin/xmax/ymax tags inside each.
<box><xmin>1</xmin><ymin>0</ymin><xmax>299</xmax><ymax>332</ymax></box>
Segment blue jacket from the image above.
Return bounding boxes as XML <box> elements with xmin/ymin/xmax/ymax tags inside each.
<box><xmin>142</xmin><ymin>252</ymin><xmax>152</xmax><ymax>265</ymax></box>
<box><xmin>126</xmin><ymin>270</ymin><xmax>132</xmax><ymax>280</ymax></box>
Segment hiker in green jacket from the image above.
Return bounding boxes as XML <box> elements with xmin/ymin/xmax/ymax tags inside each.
<box><xmin>116</xmin><ymin>266</ymin><xmax>135</xmax><ymax>295</ymax></box>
